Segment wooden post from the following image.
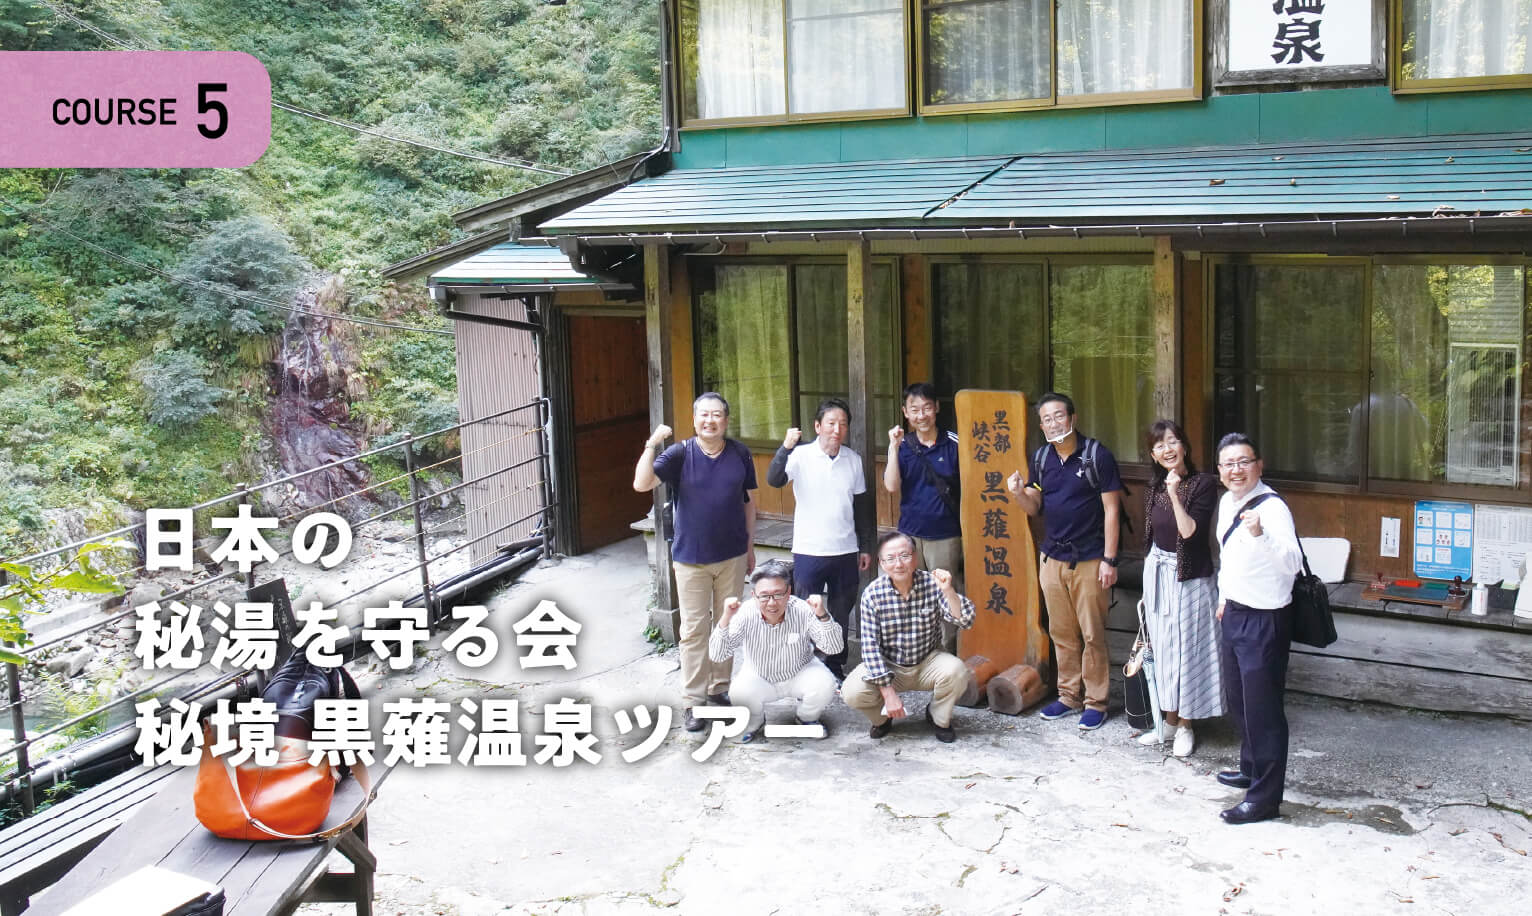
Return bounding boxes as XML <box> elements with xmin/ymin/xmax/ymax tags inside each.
<box><xmin>1152</xmin><ymin>236</ymin><xmax>1181</xmax><ymax>420</ymax></box>
<box><xmin>846</xmin><ymin>238</ymin><xmax>874</xmax><ymax>475</ymax></box>
<box><xmin>644</xmin><ymin>243</ymin><xmax>679</xmax><ymax>633</ymax></box>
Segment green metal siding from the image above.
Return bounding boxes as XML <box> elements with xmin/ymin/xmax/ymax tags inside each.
<box><xmin>673</xmin><ymin>86</ymin><xmax>1532</xmax><ymax>170</ymax></box>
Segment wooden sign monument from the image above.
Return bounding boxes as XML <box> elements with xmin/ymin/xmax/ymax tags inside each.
<box><xmin>954</xmin><ymin>390</ymin><xmax>1050</xmax><ymax>713</ymax></box>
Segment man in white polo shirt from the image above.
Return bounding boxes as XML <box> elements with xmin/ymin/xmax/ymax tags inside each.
<box><xmin>767</xmin><ymin>397</ymin><xmax>873</xmax><ymax>680</ymax></box>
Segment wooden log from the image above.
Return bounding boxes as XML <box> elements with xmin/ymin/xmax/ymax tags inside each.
<box><xmin>956</xmin><ymin>654</ymin><xmax>1001</xmax><ymax>707</ymax></box>
<box><xmin>986</xmin><ymin>664</ymin><xmax>1048</xmax><ymax>716</ymax></box>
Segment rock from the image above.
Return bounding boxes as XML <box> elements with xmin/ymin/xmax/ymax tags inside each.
<box><xmin>124</xmin><ymin>581</ymin><xmax>165</xmax><ymax>612</ymax></box>
<box><xmin>45</xmin><ymin>647</ymin><xmax>95</xmax><ymax>678</ymax></box>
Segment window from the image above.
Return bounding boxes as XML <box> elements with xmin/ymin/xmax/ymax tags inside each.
<box><xmin>679</xmin><ymin>0</ymin><xmax>910</xmax><ymax>125</ymax></box>
<box><xmin>1371</xmin><ymin>264</ymin><xmax>1525</xmax><ymax>486</ymax></box>
<box><xmin>1396</xmin><ymin>0</ymin><xmax>1532</xmax><ymax>91</ymax></box>
<box><xmin>1214</xmin><ymin>258</ymin><xmax>1529</xmax><ymax>493</ymax></box>
<box><xmin>1213</xmin><ymin>262</ymin><xmax>1367</xmax><ymax>484</ymax></box>
<box><xmin>919</xmin><ymin>0</ymin><xmax>1200</xmax><ymax>113</ymax></box>
<box><xmin>694</xmin><ymin>260</ymin><xmax>901</xmax><ymax>444</ymax></box>
<box><xmin>931</xmin><ymin>258</ymin><xmax>1155</xmax><ymax>462</ymax></box>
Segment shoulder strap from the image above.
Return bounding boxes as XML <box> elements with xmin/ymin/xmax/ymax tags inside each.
<box><xmin>1221</xmin><ymin>492</ymin><xmax>1277</xmax><ymax>546</ymax></box>
<box><xmin>1032</xmin><ymin>444</ymin><xmax>1048</xmax><ymax>484</ymax></box>
<box><xmin>1081</xmin><ymin>437</ymin><xmax>1100</xmax><ymax>490</ymax></box>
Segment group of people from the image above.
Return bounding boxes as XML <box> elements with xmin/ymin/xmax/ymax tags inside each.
<box><xmin>633</xmin><ymin>386</ymin><xmax>1302</xmax><ymax>825</ymax></box>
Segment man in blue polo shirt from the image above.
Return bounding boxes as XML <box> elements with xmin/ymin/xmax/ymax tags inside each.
<box><xmin>634</xmin><ymin>392</ymin><xmax>757</xmax><ymax>733</ymax></box>
<box><xmin>884</xmin><ymin>382</ymin><xmax>963</xmax><ymax>651</ymax></box>
<box><xmin>1006</xmin><ymin>392</ymin><xmax>1123</xmax><ymax>730</ymax></box>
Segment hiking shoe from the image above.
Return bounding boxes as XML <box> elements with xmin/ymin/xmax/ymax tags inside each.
<box><xmin>925</xmin><ymin>705</ymin><xmax>956</xmax><ymax>743</ymax></box>
<box><xmin>868</xmin><ymin>717</ymin><xmax>894</xmax><ymax>739</ymax></box>
<box><xmin>707</xmin><ymin>692</ymin><xmax>730</xmax><ymax>706</ymax></box>
<box><xmin>1173</xmin><ymin>724</ymin><xmax>1196</xmax><ymax>757</ymax></box>
<box><xmin>1078</xmin><ymin>708</ymin><xmax>1108</xmax><ymax>730</ymax></box>
<box><xmin>739</xmin><ymin>725</ymin><xmax>763</xmax><ymax>744</ymax></box>
<box><xmin>1038</xmin><ymin>700</ymin><xmax>1079</xmax><ymax>721</ymax></box>
<box><xmin>683</xmin><ymin>708</ymin><xmax>705</xmax><ymax>732</ymax></box>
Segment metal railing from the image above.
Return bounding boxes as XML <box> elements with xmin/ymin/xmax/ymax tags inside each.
<box><xmin>0</xmin><ymin>398</ymin><xmax>555</xmax><ymax>817</ymax></box>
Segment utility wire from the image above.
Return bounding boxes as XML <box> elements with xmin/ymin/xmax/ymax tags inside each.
<box><xmin>33</xmin><ymin>0</ymin><xmax>573</xmax><ymax>177</ymax></box>
<box><xmin>0</xmin><ymin>196</ymin><xmax>454</xmax><ymax>336</ymax></box>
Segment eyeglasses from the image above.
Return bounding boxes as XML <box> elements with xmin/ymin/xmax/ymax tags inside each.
<box><xmin>1218</xmin><ymin>457</ymin><xmax>1258</xmax><ymax>470</ymax></box>
<box><xmin>755</xmin><ymin>591</ymin><xmax>789</xmax><ymax>602</ymax></box>
<box><xmin>1152</xmin><ymin>439</ymin><xmax>1181</xmax><ymax>452</ymax></box>
<box><xmin>880</xmin><ymin>552</ymin><xmax>915</xmax><ymax>563</ymax></box>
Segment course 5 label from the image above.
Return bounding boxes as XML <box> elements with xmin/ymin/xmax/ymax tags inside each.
<box><xmin>0</xmin><ymin>51</ymin><xmax>271</xmax><ymax>168</ymax></box>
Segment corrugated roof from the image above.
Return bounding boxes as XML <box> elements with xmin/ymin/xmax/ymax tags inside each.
<box><xmin>429</xmin><ymin>243</ymin><xmax>593</xmax><ymax>286</ymax></box>
<box><xmin>541</xmin><ymin>133</ymin><xmax>1532</xmax><ymax>234</ymax></box>
<box><xmin>541</xmin><ymin>156</ymin><xmax>1013</xmax><ymax>233</ymax></box>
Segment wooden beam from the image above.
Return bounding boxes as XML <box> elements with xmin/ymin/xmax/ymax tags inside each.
<box><xmin>1152</xmin><ymin>235</ymin><xmax>1180</xmax><ymax>420</ymax></box>
<box><xmin>644</xmin><ymin>243</ymin><xmax>678</xmax><ymax>619</ymax></box>
<box><xmin>847</xmin><ymin>238</ymin><xmax>874</xmax><ymax>492</ymax></box>
<box><xmin>901</xmin><ymin>254</ymin><xmax>929</xmax><ymax>384</ymax></box>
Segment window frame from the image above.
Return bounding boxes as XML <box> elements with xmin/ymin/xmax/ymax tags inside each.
<box><xmin>675</xmin><ymin>0</ymin><xmax>915</xmax><ymax>130</ymax></box>
<box><xmin>1204</xmin><ymin>253</ymin><xmax>1532</xmax><ymax>503</ymax></box>
<box><xmin>926</xmin><ymin>252</ymin><xmax>1160</xmax><ymax>471</ymax></box>
<box><xmin>915</xmin><ymin>0</ymin><xmax>1205</xmax><ymax>117</ymax></box>
<box><xmin>689</xmin><ymin>255</ymin><xmax>905</xmax><ymax>449</ymax></box>
<box><xmin>1391</xmin><ymin>0</ymin><xmax>1532</xmax><ymax>94</ymax></box>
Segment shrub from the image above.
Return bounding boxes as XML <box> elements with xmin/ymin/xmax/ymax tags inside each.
<box><xmin>172</xmin><ymin>217</ymin><xmax>306</xmax><ymax>350</ymax></box>
<box><xmin>135</xmin><ymin>349</ymin><xmax>227</xmax><ymax>428</ymax></box>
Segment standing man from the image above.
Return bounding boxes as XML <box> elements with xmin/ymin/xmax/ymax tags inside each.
<box><xmin>1005</xmin><ymin>392</ymin><xmax>1123</xmax><ymax>731</ymax></box>
<box><xmin>634</xmin><ymin>392</ymin><xmax>757</xmax><ymax>733</ymax></box>
<box><xmin>884</xmin><ymin>382</ymin><xmax>963</xmax><ymax>652</ymax></box>
<box><xmin>1213</xmin><ymin>433</ymin><xmax>1301</xmax><ymax>825</ymax></box>
<box><xmin>767</xmin><ymin>397</ymin><xmax>873</xmax><ymax>680</ymax></box>
<box><xmin>709</xmin><ymin>560</ymin><xmax>843</xmax><ymax>741</ymax></box>
<box><xmin>841</xmin><ymin>532</ymin><xmax>975</xmax><ymax>743</ymax></box>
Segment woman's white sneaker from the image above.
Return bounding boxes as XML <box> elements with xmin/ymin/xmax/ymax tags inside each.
<box><xmin>1172</xmin><ymin>724</ymin><xmax>1196</xmax><ymax>757</ymax></box>
<box><xmin>1138</xmin><ymin>728</ymin><xmax>1167</xmax><ymax>746</ymax></box>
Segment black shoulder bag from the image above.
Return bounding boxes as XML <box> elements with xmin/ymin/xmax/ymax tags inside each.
<box><xmin>1221</xmin><ymin>493</ymin><xmax>1337</xmax><ymax>649</ymax></box>
<box><xmin>908</xmin><ymin>439</ymin><xmax>960</xmax><ymax>517</ymax></box>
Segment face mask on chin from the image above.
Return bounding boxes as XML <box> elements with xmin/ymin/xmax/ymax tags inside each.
<box><xmin>1045</xmin><ymin>424</ymin><xmax>1073</xmax><ymax>444</ymax></box>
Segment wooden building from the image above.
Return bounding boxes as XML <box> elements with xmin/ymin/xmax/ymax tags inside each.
<box><xmin>408</xmin><ymin>1</ymin><xmax>1532</xmax><ymax>717</ymax></box>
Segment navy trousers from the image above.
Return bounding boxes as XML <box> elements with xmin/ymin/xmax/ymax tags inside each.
<box><xmin>792</xmin><ymin>551</ymin><xmax>860</xmax><ymax>678</ymax></box>
<box><xmin>1220</xmin><ymin>599</ymin><xmax>1292</xmax><ymax>813</ymax></box>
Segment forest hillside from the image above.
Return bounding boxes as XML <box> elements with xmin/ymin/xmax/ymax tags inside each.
<box><xmin>0</xmin><ymin>0</ymin><xmax>661</xmax><ymax>555</ymax></box>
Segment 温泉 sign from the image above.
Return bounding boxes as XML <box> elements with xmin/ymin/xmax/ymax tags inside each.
<box><xmin>1228</xmin><ymin>0</ymin><xmax>1372</xmax><ymax>72</ymax></box>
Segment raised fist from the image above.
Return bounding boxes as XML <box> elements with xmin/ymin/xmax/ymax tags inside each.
<box><xmin>724</xmin><ymin>597</ymin><xmax>741</xmax><ymax>614</ymax></box>
<box><xmin>808</xmin><ymin>594</ymin><xmax>825</xmax><ymax>615</ymax></box>
<box><xmin>647</xmin><ymin>424</ymin><xmax>673</xmax><ymax>448</ymax></box>
<box><xmin>888</xmin><ymin>426</ymin><xmax>904</xmax><ymax>446</ymax></box>
<box><xmin>930</xmin><ymin>568</ymin><xmax>953</xmax><ymax>590</ymax></box>
<box><xmin>1006</xmin><ymin>470</ymin><xmax>1026</xmax><ymax>496</ymax></box>
<box><xmin>783</xmin><ymin>427</ymin><xmax>802</xmax><ymax>449</ymax></box>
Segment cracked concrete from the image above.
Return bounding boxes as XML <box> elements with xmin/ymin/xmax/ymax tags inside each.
<box><xmin>300</xmin><ymin>537</ymin><xmax>1532</xmax><ymax>916</ymax></box>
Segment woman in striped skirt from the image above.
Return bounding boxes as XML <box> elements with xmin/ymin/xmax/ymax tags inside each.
<box><xmin>1138</xmin><ymin>419</ymin><xmax>1224</xmax><ymax>758</ymax></box>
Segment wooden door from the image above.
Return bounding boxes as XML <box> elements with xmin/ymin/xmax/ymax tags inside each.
<box><xmin>568</xmin><ymin>314</ymin><xmax>652</xmax><ymax>551</ymax></box>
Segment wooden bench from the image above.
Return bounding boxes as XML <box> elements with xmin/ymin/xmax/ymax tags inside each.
<box><xmin>0</xmin><ymin>763</ymin><xmax>180</xmax><ymax>916</ymax></box>
<box><xmin>21</xmin><ymin>761</ymin><xmax>388</xmax><ymax>915</ymax></box>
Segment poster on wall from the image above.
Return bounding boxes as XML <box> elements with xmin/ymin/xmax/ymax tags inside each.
<box><xmin>1413</xmin><ymin>500</ymin><xmax>1474</xmax><ymax>582</ymax></box>
<box><xmin>1224</xmin><ymin>0</ymin><xmax>1380</xmax><ymax>82</ymax></box>
<box><xmin>1471</xmin><ymin>504</ymin><xmax>1532</xmax><ymax>588</ymax></box>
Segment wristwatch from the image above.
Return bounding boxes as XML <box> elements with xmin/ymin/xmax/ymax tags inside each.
<box><xmin>1102</xmin><ymin>556</ymin><xmax>1120</xmax><ymax>567</ymax></box>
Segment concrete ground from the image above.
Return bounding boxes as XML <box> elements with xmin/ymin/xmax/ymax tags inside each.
<box><xmin>304</xmin><ymin>537</ymin><xmax>1532</xmax><ymax>916</ymax></box>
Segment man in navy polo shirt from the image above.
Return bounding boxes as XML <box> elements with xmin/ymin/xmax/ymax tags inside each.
<box><xmin>634</xmin><ymin>392</ymin><xmax>757</xmax><ymax>733</ymax></box>
<box><xmin>884</xmin><ymin>382</ymin><xmax>963</xmax><ymax>651</ymax></box>
<box><xmin>1006</xmin><ymin>392</ymin><xmax>1123</xmax><ymax>730</ymax></box>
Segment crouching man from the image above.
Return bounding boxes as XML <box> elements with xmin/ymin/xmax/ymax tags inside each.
<box><xmin>841</xmin><ymin>532</ymin><xmax>975</xmax><ymax>743</ymax></box>
<box><xmin>709</xmin><ymin>560</ymin><xmax>844</xmax><ymax>742</ymax></box>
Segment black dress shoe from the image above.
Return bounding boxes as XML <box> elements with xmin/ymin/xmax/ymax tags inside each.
<box><xmin>707</xmin><ymin>692</ymin><xmax>730</xmax><ymax>706</ymax></box>
<box><xmin>1216</xmin><ymin>769</ymin><xmax>1252</xmax><ymax>789</ymax></box>
<box><xmin>869</xmin><ymin>717</ymin><xmax>894</xmax><ymax>739</ymax></box>
<box><xmin>925</xmin><ymin>705</ymin><xmax>956</xmax><ymax>743</ymax></box>
<box><xmin>1220</xmin><ymin>801</ymin><xmax>1280</xmax><ymax>825</ymax></box>
<box><xmin>684</xmin><ymin>708</ymin><xmax>705</xmax><ymax>732</ymax></box>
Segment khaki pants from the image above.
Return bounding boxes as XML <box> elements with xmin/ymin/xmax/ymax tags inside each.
<box><xmin>1040</xmin><ymin>554</ymin><xmax>1110</xmax><ymax>712</ymax></box>
<box><xmin>673</xmin><ymin>554</ymin><xmax>747</xmax><ymax>706</ymax></box>
<box><xmin>912</xmin><ymin>535</ymin><xmax>963</xmax><ymax>653</ymax></box>
<box><xmin>840</xmin><ymin>651</ymin><xmax>968</xmax><ymax>728</ymax></box>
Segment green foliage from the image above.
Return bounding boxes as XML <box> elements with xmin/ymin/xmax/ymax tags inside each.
<box><xmin>135</xmin><ymin>349</ymin><xmax>228</xmax><ymax>428</ymax></box>
<box><xmin>172</xmin><ymin>217</ymin><xmax>305</xmax><ymax>349</ymax></box>
<box><xmin>0</xmin><ymin>542</ymin><xmax>124</xmax><ymax>663</ymax></box>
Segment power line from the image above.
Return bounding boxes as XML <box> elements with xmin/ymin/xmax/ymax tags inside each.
<box><xmin>0</xmin><ymin>196</ymin><xmax>454</xmax><ymax>337</ymax></box>
<box><xmin>33</xmin><ymin>1</ymin><xmax>572</xmax><ymax>177</ymax></box>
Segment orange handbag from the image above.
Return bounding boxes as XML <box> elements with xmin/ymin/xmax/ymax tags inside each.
<box><xmin>193</xmin><ymin>727</ymin><xmax>350</xmax><ymax>841</ymax></box>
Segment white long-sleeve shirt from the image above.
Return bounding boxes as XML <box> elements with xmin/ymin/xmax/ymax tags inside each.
<box><xmin>1216</xmin><ymin>482</ymin><xmax>1302</xmax><ymax>610</ymax></box>
<box><xmin>708</xmin><ymin>596</ymin><xmax>844</xmax><ymax>683</ymax></box>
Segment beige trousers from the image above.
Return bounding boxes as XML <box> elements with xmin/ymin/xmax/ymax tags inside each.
<box><xmin>1040</xmin><ymin>554</ymin><xmax>1111</xmax><ymax>712</ymax></box>
<box><xmin>673</xmin><ymin>554</ymin><xmax>747</xmax><ymax>706</ymax></box>
<box><xmin>840</xmin><ymin>651</ymin><xmax>968</xmax><ymax>728</ymax></box>
<box><xmin>913</xmin><ymin>534</ymin><xmax>964</xmax><ymax>653</ymax></box>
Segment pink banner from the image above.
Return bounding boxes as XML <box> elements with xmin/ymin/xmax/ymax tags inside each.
<box><xmin>0</xmin><ymin>51</ymin><xmax>271</xmax><ymax>168</ymax></box>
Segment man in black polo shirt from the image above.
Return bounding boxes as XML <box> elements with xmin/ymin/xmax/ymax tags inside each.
<box><xmin>1006</xmin><ymin>392</ymin><xmax>1123</xmax><ymax>730</ymax></box>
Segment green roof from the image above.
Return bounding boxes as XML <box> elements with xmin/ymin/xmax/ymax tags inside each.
<box><xmin>429</xmin><ymin>243</ymin><xmax>592</xmax><ymax>287</ymax></box>
<box><xmin>541</xmin><ymin>133</ymin><xmax>1532</xmax><ymax>234</ymax></box>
